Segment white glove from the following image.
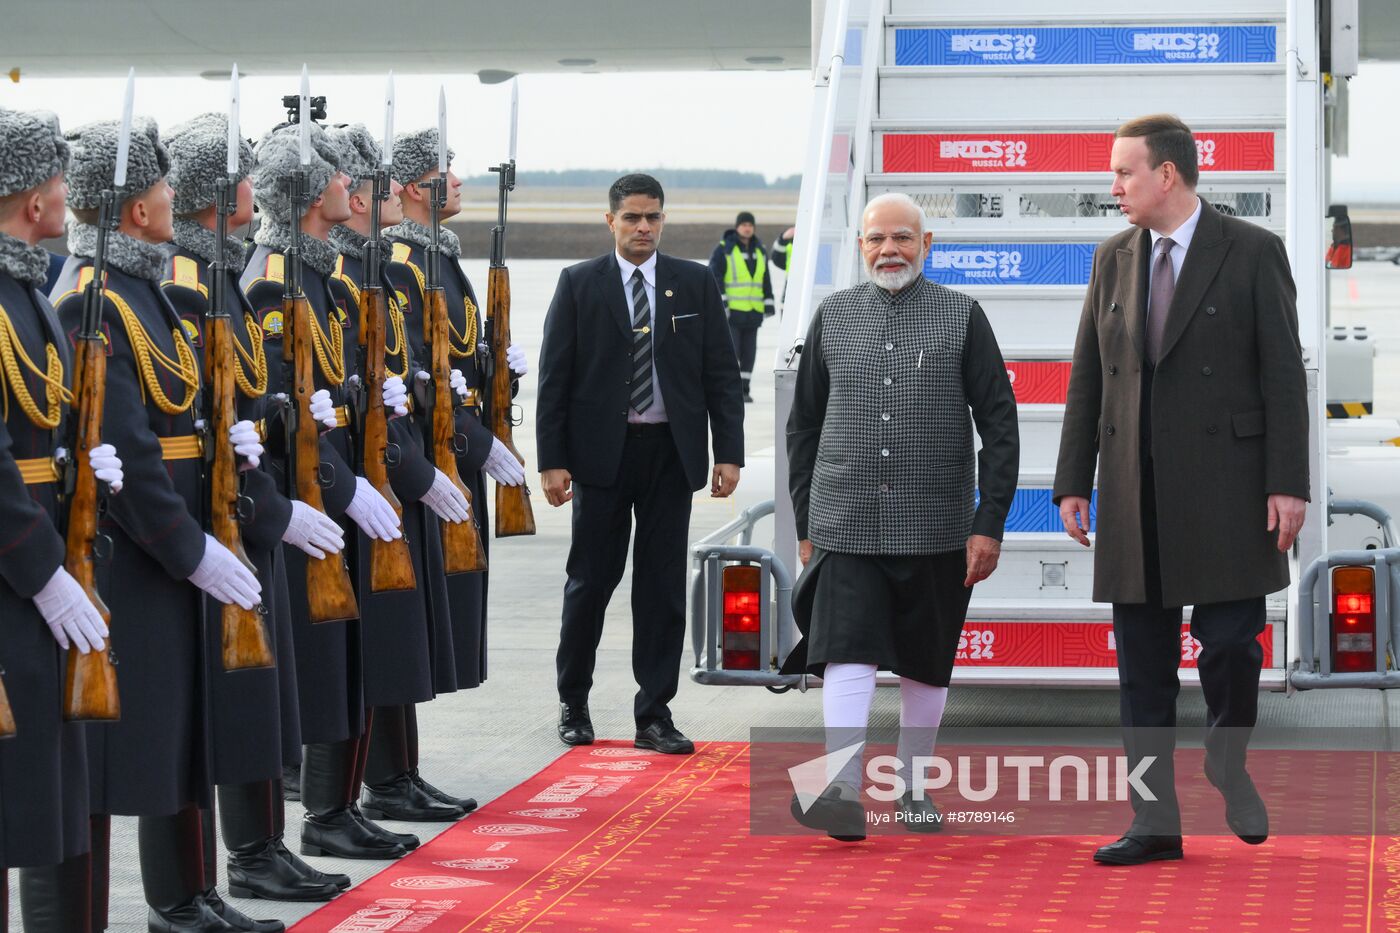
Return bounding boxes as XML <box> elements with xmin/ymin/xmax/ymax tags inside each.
<box><xmin>188</xmin><ymin>533</ymin><xmax>262</xmax><ymax>610</ymax></box>
<box><xmin>309</xmin><ymin>389</ymin><xmax>338</xmax><ymax>431</ymax></box>
<box><xmin>382</xmin><ymin>375</ymin><xmax>409</xmax><ymax>417</ymax></box>
<box><xmin>483</xmin><ymin>436</ymin><xmax>526</xmax><ymax>487</ymax></box>
<box><xmin>422</xmin><ymin>468</ymin><xmax>471</xmax><ymax>523</ymax></box>
<box><xmin>229</xmin><ymin>420</ymin><xmax>263</xmax><ymax>469</ymax></box>
<box><xmin>282</xmin><ymin>500</ymin><xmax>345</xmax><ymax>559</ymax></box>
<box><xmin>32</xmin><ymin>566</ymin><xmax>108</xmax><ymax>653</ymax></box>
<box><xmin>449</xmin><ymin>368</ymin><xmax>469</xmax><ymax>402</ymax></box>
<box><xmin>506</xmin><ymin>343</ymin><xmax>528</xmax><ymax>377</ymax></box>
<box><xmin>346</xmin><ymin>476</ymin><xmax>402</xmax><ymax>542</ymax></box>
<box><xmin>89</xmin><ymin>442</ymin><xmax>123</xmax><ymax>493</ymax></box>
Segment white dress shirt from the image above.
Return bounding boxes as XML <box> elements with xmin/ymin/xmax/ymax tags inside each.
<box><xmin>1149</xmin><ymin>196</ymin><xmax>1203</xmax><ymax>290</ymax></box>
<box><xmin>617</xmin><ymin>250</ymin><xmax>669</xmax><ymax>424</ymax></box>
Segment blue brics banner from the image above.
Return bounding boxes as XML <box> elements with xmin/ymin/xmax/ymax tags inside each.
<box><xmin>894</xmin><ymin>25</ymin><xmax>1277</xmax><ymax>66</ymax></box>
<box><xmin>924</xmin><ymin>243</ymin><xmax>1095</xmax><ymax>287</ymax></box>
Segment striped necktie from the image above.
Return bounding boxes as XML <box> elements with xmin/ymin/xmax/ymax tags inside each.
<box><xmin>629</xmin><ymin>269</ymin><xmax>654</xmax><ymax>413</ymax></box>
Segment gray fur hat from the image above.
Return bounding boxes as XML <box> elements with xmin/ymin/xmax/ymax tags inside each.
<box><xmin>326</xmin><ymin>124</ymin><xmax>381</xmax><ymax>191</ymax></box>
<box><xmin>391</xmin><ymin>128</ymin><xmax>454</xmax><ymax>187</ymax></box>
<box><xmin>165</xmin><ymin>112</ymin><xmax>255</xmax><ymax>215</ymax></box>
<box><xmin>0</xmin><ymin>108</ymin><xmax>69</xmax><ymax>198</ymax></box>
<box><xmin>65</xmin><ymin>117</ymin><xmax>169</xmax><ymax>210</ymax></box>
<box><xmin>250</xmin><ymin>122</ymin><xmax>340</xmax><ymax>225</ymax></box>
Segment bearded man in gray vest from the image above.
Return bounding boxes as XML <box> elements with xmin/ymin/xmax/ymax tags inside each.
<box><xmin>786</xmin><ymin>192</ymin><xmax>1019</xmax><ymax>840</ymax></box>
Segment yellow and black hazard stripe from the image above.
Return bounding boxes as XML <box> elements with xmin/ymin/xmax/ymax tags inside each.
<box><xmin>1327</xmin><ymin>402</ymin><xmax>1373</xmax><ymax>418</ymax></box>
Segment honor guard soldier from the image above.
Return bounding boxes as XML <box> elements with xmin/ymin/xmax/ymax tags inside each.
<box><xmin>241</xmin><ymin>120</ymin><xmax>418</xmax><ymax>861</ymax></box>
<box><xmin>386</xmin><ymin>127</ymin><xmax>528</xmax><ymax>711</ymax></box>
<box><xmin>162</xmin><ymin>113</ymin><xmax>351</xmax><ymax>903</ymax></box>
<box><xmin>325</xmin><ymin>124</ymin><xmax>475</xmax><ymax>821</ymax></box>
<box><xmin>0</xmin><ymin>107</ymin><xmax>123</xmax><ymax>933</ymax></box>
<box><xmin>53</xmin><ymin>118</ymin><xmax>280</xmax><ymax>932</ymax></box>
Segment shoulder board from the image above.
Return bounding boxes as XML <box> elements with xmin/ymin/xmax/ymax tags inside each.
<box><xmin>264</xmin><ymin>253</ymin><xmax>285</xmax><ymax>284</ymax></box>
<box><xmin>164</xmin><ymin>255</ymin><xmax>207</xmax><ymax>298</ymax></box>
<box><xmin>332</xmin><ymin>257</ymin><xmax>362</xmax><ymax>304</ymax></box>
<box><xmin>391</xmin><ymin>242</ymin><xmax>413</xmax><ymax>264</ymax></box>
<box><xmin>52</xmin><ymin>266</ymin><xmax>99</xmax><ymax>310</ymax></box>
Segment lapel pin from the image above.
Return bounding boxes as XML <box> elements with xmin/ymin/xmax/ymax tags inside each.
<box><xmin>664</xmin><ymin>289</ymin><xmax>673</xmax><ymax>298</ymax></box>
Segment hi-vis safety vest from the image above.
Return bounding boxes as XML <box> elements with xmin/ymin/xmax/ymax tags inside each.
<box><xmin>723</xmin><ymin>243</ymin><xmax>766</xmax><ymax>313</ymax></box>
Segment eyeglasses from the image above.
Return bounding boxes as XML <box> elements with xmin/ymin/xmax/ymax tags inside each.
<box><xmin>862</xmin><ymin>233</ymin><xmax>919</xmax><ymax>248</ymax></box>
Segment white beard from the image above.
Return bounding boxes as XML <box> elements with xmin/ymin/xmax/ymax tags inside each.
<box><xmin>868</xmin><ymin>259</ymin><xmax>922</xmax><ymax>292</ymax></box>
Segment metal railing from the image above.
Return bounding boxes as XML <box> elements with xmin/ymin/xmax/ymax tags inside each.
<box><xmin>1291</xmin><ymin>498</ymin><xmax>1400</xmax><ymax>688</ymax></box>
<box><xmin>688</xmin><ymin>500</ymin><xmax>804</xmax><ymax>688</ymax></box>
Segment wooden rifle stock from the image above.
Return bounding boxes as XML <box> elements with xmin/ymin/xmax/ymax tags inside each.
<box><xmin>486</xmin><ymin>265</ymin><xmax>535</xmax><ymax>537</ymax></box>
<box><xmin>62</xmin><ymin>328</ymin><xmax>119</xmax><ymax>720</ymax></box>
<box><xmin>285</xmin><ymin>292</ymin><xmax>359</xmax><ymax>622</ymax></box>
<box><xmin>359</xmin><ymin>283</ymin><xmax>415</xmax><ymax>592</ymax></box>
<box><xmin>426</xmin><ymin>285</ymin><xmax>487</xmax><ymax>573</ymax></box>
<box><xmin>205</xmin><ymin>309</ymin><xmax>275</xmax><ymax>670</ymax></box>
<box><xmin>0</xmin><ymin>671</ymin><xmax>14</xmax><ymax>737</ymax></box>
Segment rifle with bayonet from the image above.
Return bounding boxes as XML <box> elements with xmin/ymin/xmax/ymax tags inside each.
<box><xmin>485</xmin><ymin>81</ymin><xmax>535</xmax><ymax>538</ymax></box>
<box><xmin>61</xmin><ymin>72</ymin><xmax>132</xmax><ymax>721</ymax></box>
<box><xmin>421</xmin><ymin>94</ymin><xmax>486</xmax><ymax>573</ymax></box>
<box><xmin>206</xmin><ymin>156</ymin><xmax>276</xmax><ymax>668</ymax></box>
<box><xmin>357</xmin><ymin>132</ymin><xmax>416</xmax><ymax>592</ymax></box>
<box><xmin>283</xmin><ymin>71</ymin><xmax>359</xmax><ymax>622</ymax></box>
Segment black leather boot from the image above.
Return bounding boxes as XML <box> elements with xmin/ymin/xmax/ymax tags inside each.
<box><xmin>301</xmin><ymin>741</ymin><xmax>407</xmax><ymax>860</ymax></box>
<box><xmin>279</xmin><ymin>766</ymin><xmax>300</xmax><ymax>803</ymax></box>
<box><xmin>90</xmin><ymin>815</ymin><xmax>110</xmax><ymax>933</ymax></box>
<box><xmin>198</xmin><ymin>888</ymin><xmax>283</xmax><ymax>933</ymax></box>
<box><xmin>349</xmin><ymin>804</ymin><xmax>420</xmax><ymax>851</ymax></box>
<box><xmin>220</xmin><ymin>782</ymin><xmax>339</xmax><ymax>902</ymax></box>
<box><xmin>270</xmin><ymin>779</ymin><xmax>348</xmax><ymax>891</ymax></box>
<box><xmin>399</xmin><ymin>706</ymin><xmax>478</xmax><ymax>813</ymax></box>
<box><xmin>362</xmin><ymin>773</ymin><xmax>465</xmax><ymax>822</ymax></box>
<box><xmin>138</xmin><ymin>807</ymin><xmax>237</xmax><ymax>932</ymax></box>
<box><xmin>19</xmin><ymin>852</ymin><xmax>93</xmax><ymax>933</ymax></box>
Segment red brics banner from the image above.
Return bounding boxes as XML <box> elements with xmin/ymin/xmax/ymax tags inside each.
<box><xmin>1005</xmin><ymin>360</ymin><xmax>1071</xmax><ymax>405</ymax></box>
<box><xmin>954</xmin><ymin>620</ymin><xmax>1275</xmax><ymax>668</ymax></box>
<box><xmin>883</xmin><ymin>132</ymin><xmax>1275</xmax><ymax>173</ymax></box>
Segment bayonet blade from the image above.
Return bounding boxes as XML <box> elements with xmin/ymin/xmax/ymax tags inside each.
<box><xmin>508</xmin><ymin>78</ymin><xmax>519</xmax><ymax>164</ymax></box>
<box><xmin>383</xmin><ymin>72</ymin><xmax>395</xmax><ymax>166</ymax></box>
<box><xmin>113</xmin><ymin>67</ymin><xmax>135</xmax><ymax>188</ymax></box>
<box><xmin>437</xmin><ymin>86</ymin><xmax>447</xmax><ymax>175</ymax></box>
<box><xmin>228</xmin><ymin>64</ymin><xmax>240</xmax><ymax>175</ymax></box>
<box><xmin>298</xmin><ymin>64</ymin><xmax>311</xmax><ymax>166</ymax></box>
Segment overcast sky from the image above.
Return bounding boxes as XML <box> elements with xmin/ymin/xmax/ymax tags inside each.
<box><xmin>0</xmin><ymin>63</ymin><xmax>1395</xmax><ymax>198</ymax></box>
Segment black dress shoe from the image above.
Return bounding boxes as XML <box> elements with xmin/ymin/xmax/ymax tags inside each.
<box><xmin>1205</xmin><ymin>762</ymin><xmax>1269</xmax><ymax>844</ymax></box>
<box><xmin>634</xmin><ymin>720</ymin><xmax>694</xmax><ymax>755</ymax></box>
<box><xmin>410</xmin><ymin>769</ymin><xmax>478</xmax><ymax>813</ymax></box>
<box><xmin>362</xmin><ymin>773</ymin><xmax>467</xmax><ymax>822</ymax></box>
<box><xmin>272</xmin><ymin>837</ymin><xmax>350</xmax><ymax>891</ymax></box>
<box><xmin>350</xmin><ymin>803</ymin><xmax>420</xmax><ymax>851</ymax></box>
<box><xmin>1093</xmin><ymin>834</ymin><xmax>1184</xmax><ymax>865</ymax></box>
<box><xmin>226</xmin><ymin>838</ymin><xmax>341</xmax><ymax>902</ymax></box>
<box><xmin>200</xmin><ymin>889</ymin><xmax>284</xmax><ymax>932</ymax></box>
<box><xmin>896</xmin><ymin>790</ymin><xmax>943</xmax><ymax>834</ymax></box>
<box><xmin>281</xmin><ymin>765</ymin><xmax>301</xmax><ymax>802</ymax></box>
<box><xmin>789</xmin><ymin>785</ymin><xmax>866</xmax><ymax>842</ymax></box>
<box><xmin>147</xmin><ymin>898</ymin><xmax>238</xmax><ymax>932</ymax></box>
<box><xmin>559</xmin><ymin>704</ymin><xmax>594</xmax><ymax>746</ymax></box>
<box><xmin>301</xmin><ymin>807</ymin><xmax>408</xmax><ymax>860</ymax></box>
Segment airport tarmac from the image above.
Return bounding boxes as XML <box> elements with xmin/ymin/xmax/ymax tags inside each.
<box><xmin>16</xmin><ymin>257</ymin><xmax>1400</xmax><ymax>930</ymax></box>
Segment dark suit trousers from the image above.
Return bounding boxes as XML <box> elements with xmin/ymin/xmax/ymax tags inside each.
<box><xmin>556</xmin><ymin>424</ymin><xmax>694</xmax><ymax>727</ymax></box>
<box><xmin>1113</xmin><ymin>450</ymin><xmax>1266</xmax><ymax>835</ymax></box>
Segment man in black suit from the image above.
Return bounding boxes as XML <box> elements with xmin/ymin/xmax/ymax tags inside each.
<box><xmin>538</xmin><ymin>173</ymin><xmax>744</xmax><ymax>754</ymax></box>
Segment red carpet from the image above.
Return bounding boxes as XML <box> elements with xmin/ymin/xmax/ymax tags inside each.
<box><xmin>291</xmin><ymin>742</ymin><xmax>1400</xmax><ymax>931</ymax></box>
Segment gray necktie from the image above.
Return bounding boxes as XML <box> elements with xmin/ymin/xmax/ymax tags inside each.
<box><xmin>1146</xmin><ymin>236</ymin><xmax>1175</xmax><ymax>364</ymax></box>
<box><xmin>629</xmin><ymin>269</ymin><xmax>654</xmax><ymax>413</ymax></box>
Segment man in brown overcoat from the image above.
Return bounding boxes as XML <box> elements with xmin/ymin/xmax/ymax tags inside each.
<box><xmin>1053</xmin><ymin>114</ymin><xmax>1309</xmax><ymax>865</ymax></box>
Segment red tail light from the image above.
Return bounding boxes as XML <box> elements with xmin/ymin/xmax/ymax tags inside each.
<box><xmin>722</xmin><ymin>565</ymin><xmax>762</xmax><ymax>670</ymax></box>
<box><xmin>1332</xmin><ymin>566</ymin><xmax>1377</xmax><ymax>673</ymax></box>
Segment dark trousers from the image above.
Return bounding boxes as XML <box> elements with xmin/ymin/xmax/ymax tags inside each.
<box><xmin>1112</xmin><ymin>456</ymin><xmax>1266</xmax><ymax>835</ymax></box>
<box><xmin>728</xmin><ymin>316</ymin><xmax>759</xmax><ymax>391</ymax></box>
<box><xmin>556</xmin><ymin>425</ymin><xmax>694</xmax><ymax>727</ymax></box>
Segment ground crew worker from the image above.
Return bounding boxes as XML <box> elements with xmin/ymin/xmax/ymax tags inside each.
<box><xmin>708</xmin><ymin>210</ymin><xmax>774</xmax><ymax>402</ymax></box>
